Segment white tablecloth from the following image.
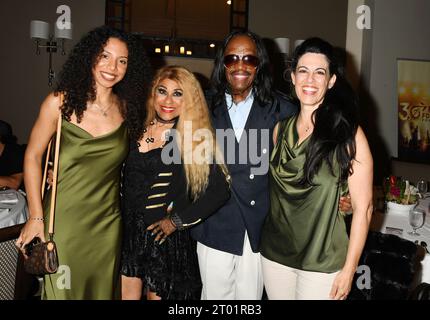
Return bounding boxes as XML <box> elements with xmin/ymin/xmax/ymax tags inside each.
<box><xmin>372</xmin><ymin>197</ymin><xmax>430</xmax><ymax>284</ymax></box>
<box><xmin>0</xmin><ymin>189</ymin><xmax>28</xmax><ymax>229</ymax></box>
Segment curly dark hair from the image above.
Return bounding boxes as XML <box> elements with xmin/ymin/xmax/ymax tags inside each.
<box><xmin>55</xmin><ymin>25</ymin><xmax>152</xmax><ymax>142</ymax></box>
<box><xmin>211</xmin><ymin>30</ymin><xmax>274</xmax><ymax>108</ymax></box>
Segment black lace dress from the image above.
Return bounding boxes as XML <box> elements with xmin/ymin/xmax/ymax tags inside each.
<box><xmin>120</xmin><ymin>142</ymin><xmax>201</xmax><ymax>300</ymax></box>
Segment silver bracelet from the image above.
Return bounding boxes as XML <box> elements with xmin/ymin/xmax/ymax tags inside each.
<box><xmin>29</xmin><ymin>217</ymin><xmax>44</xmax><ymax>221</ymax></box>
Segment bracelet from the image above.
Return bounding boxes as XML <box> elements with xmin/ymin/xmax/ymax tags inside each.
<box><xmin>169</xmin><ymin>218</ymin><xmax>177</xmax><ymax>229</ymax></box>
<box><xmin>170</xmin><ymin>213</ymin><xmax>184</xmax><ymax>230</ymax></box>
<box><xmin>29</xmin><ymin>217</ymin><xmax>44</xmax><ymax>221</ymax></box>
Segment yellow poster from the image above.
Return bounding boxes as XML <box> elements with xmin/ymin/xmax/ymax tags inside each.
<box><xmin>397</xmin><ymin>59</ymin><xmax>430</xmax><ymax>164</ymax></box>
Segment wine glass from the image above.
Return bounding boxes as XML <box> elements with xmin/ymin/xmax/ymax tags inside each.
<box><xmin>417</xmin><ymin>179</ymin><xmax>428</xmax><ymax>197</ymax></box>
<box><xmin>408</xmin><ymin>207</ymin><xmax>425</xmax><ymax>236</ymax></box>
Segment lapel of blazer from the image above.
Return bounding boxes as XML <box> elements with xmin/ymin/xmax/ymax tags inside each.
<box><xmin>212</xmin><ymin>99</ymin><xmax>233</xmax><ymax>131</ymax></box>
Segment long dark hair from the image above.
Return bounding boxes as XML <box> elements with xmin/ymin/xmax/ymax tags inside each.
<box><xmin>211</xmin><ymin>30</ymin><xmax>274</xmax><ymax>107</ymax></box>
<box><xmin>55</xmin><ymin>26</ymin><xmax>151</xmax><ymax>142</ymax></box>
<box><xmin>291</xmin><ymin>37</ymin><xmax>358</xmax><ymax>184</ymax></box>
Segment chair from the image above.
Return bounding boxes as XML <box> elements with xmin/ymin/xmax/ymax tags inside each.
<box><xmin>0</xmin><ymin>223</ymin><xmax>39</xmax><ymax>300</ymax></box>
<box><xmin>0</xmin><ymin>224</ymin><xmax>39</xmax><ymax>300</ymax></box>
<box><xmin>348</xmin><ymin>231</ymin><xmax>418</xmax><ymax>300</ymax></box>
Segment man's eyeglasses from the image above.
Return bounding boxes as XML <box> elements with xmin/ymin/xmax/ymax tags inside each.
<box><xmin>223</xmin><ymin>54</ymin><xmax>259</xmax><ymax>69</ymax></box>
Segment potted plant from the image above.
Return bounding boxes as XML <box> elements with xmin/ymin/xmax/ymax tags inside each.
<box><xmin>384</xmin><ymin>176</ymin><xmax>418</xmax><ymax>215</ymax></box>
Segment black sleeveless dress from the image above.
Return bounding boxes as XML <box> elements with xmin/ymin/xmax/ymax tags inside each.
<box><xmin>120</xmin><ymin>142</ymin><xmax>202</xmax><ymax>300</ymax></box>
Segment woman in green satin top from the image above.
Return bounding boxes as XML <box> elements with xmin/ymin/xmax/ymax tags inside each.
<box><xmin>260</xmin><ymin>38</ymin><xmax>373</xmax><ymax>300</ymax></box>
<box><xmin>16</xmin><ymin>26</ymin><xmax>149</xmax><ymax>299</ymax></box>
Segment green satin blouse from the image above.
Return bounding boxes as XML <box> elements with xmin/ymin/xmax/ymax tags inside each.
<box><xmin>260</xmin><ymin>116</ymin><xmax>349</xmax><ymax>273</ymax></box>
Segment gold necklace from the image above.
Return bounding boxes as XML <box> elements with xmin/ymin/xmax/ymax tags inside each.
<box><xmin>92</xmin><ymin>100</ymin><xmax>114</xmax><ymax>117</ymax></box>
<box><xmin>298</xmin><ymin>116</ymin><xmax>313</xmax><ymax>133</ymax></box>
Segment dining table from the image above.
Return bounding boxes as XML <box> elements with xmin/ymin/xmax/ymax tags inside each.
<box><xmin>0</xmin><ymin>189</ymin><xmax>28</xmax><ymax>229</ymax></box>
<box><xmin>370</xmin><ymin>195</ymin><xmax>430</xmax><ymax>285</ymax></box>
<box><xmin>0</xmin><ymin>189</ymin><xmax>29</xmax><ymax>300</ymax></box>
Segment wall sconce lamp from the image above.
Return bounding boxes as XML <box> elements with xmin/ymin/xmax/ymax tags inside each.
<box><xmin>274</xmin><ymin>37</ymin><xmax>305</xmax><ymax>60</ymax></box>
<box><xmin>274</xmin><ymin>37</ymin><xmax>290</xmax><ymax>56</ymax></box>
<box><xmin>30</xmin><ymin>20</ymin><xmax>73</xmax><ymax>87</ymax></box>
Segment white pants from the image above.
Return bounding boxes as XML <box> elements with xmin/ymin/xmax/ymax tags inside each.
<box><xmin>261</xmin><ymin>255</ymin><xmax>339</xmax><ymax>300</ymax></box>
<box><xmin>197</xmin><ymin>232</ymin><xmax>263</xmax><ymax>300</ymax></box>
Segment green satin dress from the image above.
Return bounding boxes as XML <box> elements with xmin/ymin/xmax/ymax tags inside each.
<box><xmin>260</xmin><ymin>116</ymin><xmax>349</xmax><ymax>273</ymax></box>
<box><xmin>42</xmin><ymin>120</ymin><xmax>128</xmax><ymax>300</ymax></box>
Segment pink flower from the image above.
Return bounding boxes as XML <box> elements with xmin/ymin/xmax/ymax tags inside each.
<box><xmin>390</xmin><ymin>186</ymin><xmax>400</xmax><ymax>197</ymax></box>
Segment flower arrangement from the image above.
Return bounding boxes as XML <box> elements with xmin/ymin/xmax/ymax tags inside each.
<box><xmin>384</xmin><ymin>175</ymin><xmax>418</xmax><ymax>205</ymax></box>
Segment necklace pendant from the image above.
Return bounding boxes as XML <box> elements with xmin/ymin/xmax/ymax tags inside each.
<box><xmin>145</xmin><ymin>137</ymin><xmax>155</xmax><ymax>143</ymax></box>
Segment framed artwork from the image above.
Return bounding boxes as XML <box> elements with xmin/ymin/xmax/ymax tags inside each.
<box><xmin>397</xmin><ymin>59</ymin><xmax>430</xmax><ymax>164</ymax></box>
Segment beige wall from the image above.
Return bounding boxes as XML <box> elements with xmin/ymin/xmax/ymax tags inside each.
<box><xmin>358</xmin><ymin>0</ymin><xmax>430</xmax><ymax>182</ymax></box>
<box><xmin>391</xmin><ymin>160</ymin><xmax>430</xmax><ymax>184</ymax></box>
<box><xmin>345</xmin><ymin>0</ymin><xmax>366</xmax><ymax>90</ymax></box>
<box><xmin>0</xmin><ymin>0</ymin><xmax>106</xmax><ymax>144</ymax></box>
<box><xmin>249</xmin><ymin>0</ymin><xmax>349</xmax><ymax>52</ymax></box>
<box><xmin>165</xmin><ymin>56</ymin><xmax>213</xmax><ymax>86</ymax></box>
<box><xmin>362</xmin><ymin>0</ymin><xmax>430</xmax><ymax>158</ymax></box>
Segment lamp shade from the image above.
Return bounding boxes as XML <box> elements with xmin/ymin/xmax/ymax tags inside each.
<box><xmin>30</xmin><ymin>20</ymin><xmax>50</xmax><ymax>40</ymax></box>
<box><xmin>294</xmin><ymin>39</ymin><xmax>305</xmax><ymax>50</ymax></box>
<box><xmin>55</xmin><ymin>23</ymin><xmax>73</xmax><ymax>39</ymax></box>
<box><xmin>274</xmin><ymin>37</ymin><xmax>290</xmax><ymax>55</ymax></box>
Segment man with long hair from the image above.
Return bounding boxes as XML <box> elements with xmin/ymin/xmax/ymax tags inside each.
<box><xmin>190</xmin><ymin>30</ymin><xmax>297</xmax><ymax>300</ymax></box>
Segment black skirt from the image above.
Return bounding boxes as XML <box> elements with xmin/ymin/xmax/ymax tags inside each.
<box><xmin>121</xmin><ymin>225</ymin><xmax>202</xmax><ymax>300</ymax></box>
<box><xmin>120</xmin><ymin>143</ymin><xmax>201</xmax><ymax>299</ymax></box>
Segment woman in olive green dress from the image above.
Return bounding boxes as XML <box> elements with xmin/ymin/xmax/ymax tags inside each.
<box><xmin>260</xmin><ymin>38</ymin><xmax>373</xmax><ymax>300</ymax></box>
<box><xmin>16</xmin><ymin>26</ymin><xmax>150</xmax><ymax>299</ymax></box>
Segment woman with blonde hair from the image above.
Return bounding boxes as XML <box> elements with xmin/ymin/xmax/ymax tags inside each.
<box><xmin>120</xmin><ymin>65</ymin><xmax>230</xmax><ymax>300</ymax></box>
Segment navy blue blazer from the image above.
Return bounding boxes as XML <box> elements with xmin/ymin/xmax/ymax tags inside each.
<box><xmin>190</xmin><ymin>91</ymin><xmax>298</xmax><ymax>255</ymax></box>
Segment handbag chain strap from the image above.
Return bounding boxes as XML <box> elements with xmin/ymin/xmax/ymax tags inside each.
<box><xmin>41</xmin><ymin>93</ymin><xmax>63</xmax><ymax>240</ymax></box>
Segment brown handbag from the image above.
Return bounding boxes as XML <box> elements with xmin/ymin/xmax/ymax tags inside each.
<box><xmin>23</xmin><ymin>111</ymin><xmax>62</xmax><ymax>275</ymax></box>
